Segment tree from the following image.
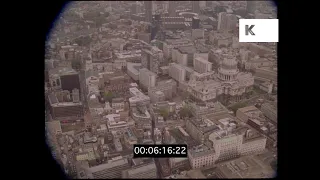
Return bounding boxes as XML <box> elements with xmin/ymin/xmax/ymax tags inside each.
<box><xmin>159</xmin><ymin>108</ymin><xmax>169</xmax><ymax>120</ymax></box>
<box><xmin>104</xmin><ymin>91</ymin><xmax>114</xmax><ymax>103</ymax></box>
<box><xmin>179</xmin><ymin>105</ymin><xmax>193</xmax><ymax>119</ymax></box>
<box><xmin>180</xmin><ymin>91</ymin><xmax>190</xmax><ymax>100</ymax></box>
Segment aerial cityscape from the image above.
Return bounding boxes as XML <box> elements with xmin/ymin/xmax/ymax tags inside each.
<box><xmin>45</xmin><ymin>1</ymin><xmax>278</xmax><ymax>179</ymax></box>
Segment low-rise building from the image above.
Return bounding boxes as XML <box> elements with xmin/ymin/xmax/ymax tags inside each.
<box><xmin>236</xmin><ymin>106</ymin><xmax>264</xmax><ymax>123</ymax></box>
<box><xmin>85</xmin><ymin>156</ymin><xmax>130</xmax><ymax>179</ymax></box>
<box><xmin>148</xmin><ymin>79</ymin><xmax>177</xmax><ymax>101</ymax></box>
<box><xmin>132</xmin><ymin>106</ymin><xmax>152</xmax><ymax>130</ymax></box>
<box><xmin>122</xmin><ymin>161</ymin><xmax>157</xmax><ymax>179</ymax></box>
<box><xmin>245</xmin><ymin>57</ymin><xmax>274</xmax><ymax>71</ymax></box>
<box><xmin>215</xmin><ymin>155</ymin><xmax>275</xmax><ymax>178</ymax></box>
<box><xmin>169</xmin><ymin>157</ymin><xmax>190</xmax><ymax>173</ymax></box>
<box><xmin>129</xmin><ymin>87</ymin><xmax>150</xmax><ymax>107</ymax></box>
<box><xmin>104</xmin><ymin>114</ymin><xmax>129</xmax><ymax>132</ymax></box>
<box><xmin>126</xmin><ymin>62</ymin><xmax>141</xmax><ymax>81</ymax></box>
<box><xmin>112</xmin><ymin>98</ymin><xmax>125</xmax><ymax>110</ymax></box>
<box><xmin>261</xmin><ymin>103</ymin><xmax>277</xmax><ymax>124</ymax></box>
<box><xmin>188</xmin><ymin>144</ymin><xmax>216</xmax><ymax>169</ymax></box>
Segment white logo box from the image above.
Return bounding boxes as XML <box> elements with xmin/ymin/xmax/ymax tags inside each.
<box><xmin>239</xmin><ymin>19</ymin><xmax>279</xmax><ymax>42</ymax></box>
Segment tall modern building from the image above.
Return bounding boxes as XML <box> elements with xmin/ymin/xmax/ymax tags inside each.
<box><xmin>217</xmin><ymin>12</ymin><xmax>227</xmax><ymax>31</ymax></box>
<box><xmin>60</xmin><ymin>72</ymin><xmax>81</xmax><ymax>94</ymax></box>
<box><xmin>144</xmin><ymin>1</ymin><xmax>153</xmax><ymax>23</ymax></box>
<box><xmin>169</xmin><ymin>63</ymin><xmax>186</xmax><ymax>83</ymax></box>
<box><xmin>217</xmin><ymin>12</ymin><xmax>237</xmax><ymax>32</ymax></box>
<box><xmin>131</xmin><ymin>3</ymin><xmax>137</xmax><ymax>15</ymax></box>
<box><xmin>168</xmin><ymin>1</ymin><xmax>176</xmax><ymax>17</ymax></box>
<box><xmin>193</xmin><ymin>57</ymin><xmax>213</xmax><ymax>74</ymax></box>
<box><xmin>192</xmin><ymin>1</ymin><xmax>200</xmax><ymax>14</ymax></box>
<box><xmin>192</xmin><ymin>17</ymin><xmax>200</xmax><ymax>29</ymax></box>
<box><xmin>139</xmin><ymin>68</ymin><xmax>157</xmax><ymax>89</ymax></box>
<box><xmin>141</xmin><ymin>46</ymin><xmax>164</xmax><ymax>75</ymax></box>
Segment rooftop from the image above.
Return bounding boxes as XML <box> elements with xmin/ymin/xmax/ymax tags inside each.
<box><xmin>216</xmin><ymin>155</ymin><xmax>275</xmax><ymax>178</ymax></box>
<box><xmin>86</xmin><ymin>157</ymin><xmax>128</xmax><ymax>174</ymax></box>
<box><xmin>139</xmin><ymin>68</ymin><xmax>157</xmax><ymax>76</ymax></box>
<box><xmin>188</xmin><ymin>144</ymin><xmax>215</xmax><ymax>158</ymax></box>
<box><xmin>127</xmin><ymin>162</ymin><xmax>156</xmax><ymax>175</ymax></box>
<box><xmin>178</xmin><ymin>46</ymin><xmax>196</xmax><ymax>54</ymax></box>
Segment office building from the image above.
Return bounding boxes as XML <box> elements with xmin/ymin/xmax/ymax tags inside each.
<box><xmin>218</xmin><ymin>12</ymin><xmax>237</xmax><ymax>32</ymax></box>
<box><xmin>176</xmin><ymin>46</ymin><xmax>196</xmax><ymax>67</ymax></box>
<box><xmin>126</xmin><ymin>62</ymin><xmax>141</xmax><ymax>81</ymax></box>
<box><xmin>131</xmin><ymin>2</ymin><xmax>137</xmax><ymax>15</ymax></box>
<box><xmin>254</xmin><ymin>67</ymin><xmax>277</xmax><ymax>83</ymax></box>
<box><xmin>186</xmin><ymin>118</ymin><xmax>222</xmax><ymax>144</ymax></box>
<box><xmin>148</xmin><ymin>79</ymin><xmax>177</xmax><ymax>101</ymax></box>
<box><xmin>188</xmin><ymin>102</ymin><xmax>230</xmax><ymax>119</ymax></box>
<box><xmin>105</xmin><ymin>114</ymin><xmax>129</xmax><ymax>132</ymax></box>
<box><xmin>163</xmin><ymin>39</ymin><xmax>192</xmax><ymax>60</ymax></box>
<box><xmin>236</xmin><ymin>106</ymin><xmax>263</xmax><ymax>123</ymax></box>
<box><xmin>192</xmin><ymin>1</ymin><xmax>200</xmax><ymax>14</ymax></box>
<box><xmin>112</xmin><ymin>98</ymin><xmax>125</xmax><ymax>110</ymax></box>
<box><xmin>192</xmin><ymin>29</ymin><xmax>204</xmax><ymax>40</ymax></box>
<box><xmin>145</xmin><ymin>1</ymin><xmax>153</xmax><ymax>23</ymax></box>
<box><xmin>60</xmin><ymin>72</ymin><xmax>81</xmax><ymax>94</ymax></box>
<box><xmin>149</xmin><ymin>90</ymin><xmax>165</xmax><ymax>103</ymax></box>
<box><xmin>188</xmin><ymin>145</ymin><xmax>216</xmax><ymax>169</ymax></box>
<box><xmin>48</xmin><ymin>92</ymin><xmax>84</xmax><ymax>119</ymax></box>
<box><xmin>102</xmin><ymin>72</ymin><xmax>131</xmax><ymax>97</ymax></box>
<box><xmin>45</xmin><ymin>120</ymin><xmax>62</xmax><ymax>135</ymax></box>
<box><xmin>141</xmin><ymin>46</ymin><xmax>164</xmax><ymax>75</ymax></box>
<box><xmin>261</xmin><ymin>103</ymin><xmax>277</xmax><ymax>124</ymax></box>
<box><xmin>209</xmin><ymin>130</ymin><xmax>243</xmax><ymax>162</ymax></box>
<box><xmin>162</xmin><ymin>22</ymin><xmax>190</xmax><ymax>30</ymax></box>
<box><xmin>217</xmin><ymin>12</ymin><xmax>227</xmax><ymax>31</ymax></box>
<box><xmin>129</xmin><ymin>87</ymin><xmax>150</xmax><ymax>107</ymax></box>
<box><xmin>85</xmin><ymin>157</ymin><xmax>130</xmax><ymax>179</ymax></box>
<box><xmin>122</xmin><ymin>162</ymin><xmax>157</xmax><ymax>179</ymax></box>
<box><xmin>244</xmin><ymin>57</ymin><xmax>274</xmax><ymax>71</ymax></box>
<box><xmin>168</xmin><ymin>1</ymin><xmax>176</xmax><ymax>17</ymax></box>
<box><xmin>240</xmin><ymin>129</ymin><xmax>267</xmax><ymax>156</ymax></box>
<box><xmin>132</xmin><ymin>107</ymin><xmax>152</xmax><ymax>130</ymax></box>
<box><xmin>207</xmin><ymin>122</ymin><xmax>266</xmax><ymax>162</ymax></box>
<box><xmin>226</xmin><ymin>14</ymin><xmax>238</xmax><ymax>31</ymax></box>
<box><xmin>215</xmin><ymin>155</ymin><xmax>275</xmax><ymax>178</ymax></box>
<box><xmin>194</xmin><ymin>57</ymin><xmax>212</xmax><ymax>74</ymax></box>
<box><xmin>169</xmin><ymin>157</ymin><xmax>190</xmax><ymax>173</ymax></box>
<box><xmin>139</xmin><ymin>68</ymin><xmax>157</xmax><ymax>89</ymax></box>
<box><xmin>192</xmin><ymin>17</ymin><xmax>200</xmax><ymax>29</ymax></box>
<box><xmin>169</xmin><ymin>63</ymin><xmax>186</xmax><ymax>83</ymax></box>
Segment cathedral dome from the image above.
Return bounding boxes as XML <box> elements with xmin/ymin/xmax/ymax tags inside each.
<box><xmin>221</xmin><ymin>57</ymin><xmax>238</xmax><ymax>70</ymax></box>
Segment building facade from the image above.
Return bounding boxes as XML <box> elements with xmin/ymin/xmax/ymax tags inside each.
<box><xmin>169</xmin><ymin>63</ymin><xmax>186</xmax><ymax>82</ymax></box>
<box><xmin>188</xmin><ymin>145</ymin><xmax>216</xmax><ymax>169</ymax></box>
<box><xmin>193</xmin><ymin>57</ymin><xmax>212</xmax><ymax>74</ymax></box>
<box><xmin>139</xmin><ymin>68</ymin><xmax>157</xmax><ymax>89</ymax></box>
